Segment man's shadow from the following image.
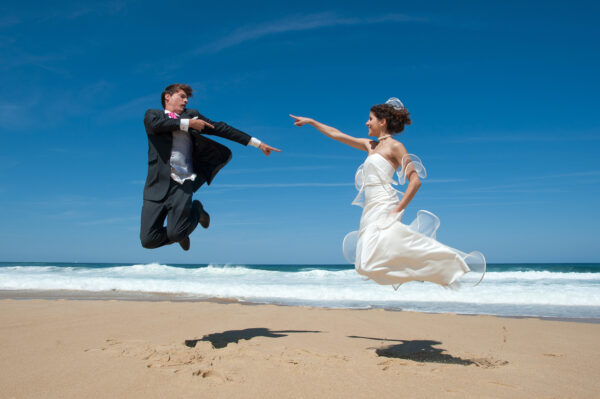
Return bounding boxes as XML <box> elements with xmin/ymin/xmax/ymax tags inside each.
<box><xmin>348</xmin><ymin>335</ymin><xmax>474</xmax><ymax>365</ymax></box>
<box><xmin>186</xmin><ymin>328</ymin><xmax>321</xmax><ymax>349</ymax></box>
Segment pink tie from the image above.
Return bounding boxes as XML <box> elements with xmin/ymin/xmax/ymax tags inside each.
<box><xmin>168</xmin><ymin>112</ymin><xmax>178</xmax><ymax>119</ymax></box>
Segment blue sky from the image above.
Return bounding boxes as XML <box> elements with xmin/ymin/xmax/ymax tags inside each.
<box><xmin>0</xmin><ymin>0</ymin><xmax>599</xmax><ymax>264</ymax></box>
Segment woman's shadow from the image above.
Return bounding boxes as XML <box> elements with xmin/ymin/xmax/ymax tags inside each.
<box><xmin>186</xmin><ymin>328</ymin><xmax>321</xmax><ymax>349</ymax></box>
<box><xmin>348</xmin><ymin>335</ymin><xmax>475</xmax><ymax>365</ymax></box>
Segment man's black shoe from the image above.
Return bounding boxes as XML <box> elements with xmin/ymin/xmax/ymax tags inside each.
<box><xmin>179</xmin><ymin>236</ymin><xmax>190</xmax><ymax>251</ymax></box>
<box><xmin>193</xmin><ymin>200</ymin><xmax>210</xmax><ymax>229</ymax></box>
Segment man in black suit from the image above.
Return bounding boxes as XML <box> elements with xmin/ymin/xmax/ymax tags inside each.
<box><xmin>140</xmin><ymin>83</ymin><xmax>280</xmax><ymax>251</ymax></box>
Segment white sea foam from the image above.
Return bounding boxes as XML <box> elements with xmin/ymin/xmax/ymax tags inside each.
<box><xmin>1</xmin><ymin>263</ymin><xmax>599</xmax><ymax>318</ymax></box>
<box><xmin>478</xmin><ymin>271</ymin><xmax>600</xmax><ymax>281</ymax></box>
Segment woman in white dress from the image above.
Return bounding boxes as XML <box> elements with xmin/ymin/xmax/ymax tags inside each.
<box><xmin>290</xmin><ymin>98</ymin><xmax>485</xmax><ymax>289</ymax></box>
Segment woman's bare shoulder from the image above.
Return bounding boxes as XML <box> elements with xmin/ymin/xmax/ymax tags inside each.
<box><xmin>390</xmin><ymin>139</ymin><xmax>408</xmax><ymax>155</ymax></box>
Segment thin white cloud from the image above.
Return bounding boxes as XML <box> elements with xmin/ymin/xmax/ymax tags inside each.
<box><xmin>194</xmin><ymin>12</ymin><xmax>427</xmax><ymax>54</ymax></box>
<box><xmin>216</xmin><ymin>182</ymin><xmax>353</xmax><ymax>188</ymax></box>
<box><xmin>1</xmin><ymin>3</ymin><xmax>127</xmax><ymax>27</ymax></box>
<box><xmin>460</xmin><ymin>180</ymin><xmax>590</xmax><ymax>194</ymax></box>
<box><xmin>40</xmin><ymin>2</ymin><xmax>127</xmax><ymax>21</ymax></box>
<box><xmin>222</xmin><ymin>165</ymin><xmax>335</xmax><ymax>174</ymax></box>
<box><xmin>0</xmin><ymin>97</ymin><xmax>41</xmax><ymax>129</ymax></box>
<box><xmin>520</xmin><ymin>170</ymin><xmax>600</xmax><ymax>180</ymax></box>
<box><xmin>448</xmin><ymin>134</ymin><xmax>600</xmax><ymax>143</ymax></box>
<box><xmin>434</xmin><ymin>200</ymin><xmax>552</xmax><ymax>208</ymax></box>
<box><xmin>429</xmin><ymin>170</ymin><xmax>600</xmax><ymax>196</ymax></box>
<box><xmin>0</xmin><ymin>102</ymin><xmax>20</xmax><ymax>112</ymax></box>
<box><xmin>426</xmin><ymin>178</ymin><xmax>469</xmax><ymax>183</ymax></box>
<box><xmin>0</xmin><ymin>51</ymin><xmax>68</xmax><ymax>73</ymax></box>
<box><xmin>0</xmin><ymin>156</ymin><xmax>18</xmax><ymax>170</ymax></box>
<box><xmin>0</xmin><ymin>16</ymin><xmax>20</xmax><ymax>28</ymax></box>
<box><xmin>27</xmin><ymin>195</ymin><xmax>134</xmax><ymax>208</ymax></box>
<box><xmin>77</xmin><ymin>216</ymin><xmax>138</xmax><ymax>226</ymax></box>
<box><xmin>97</xmin><ymin>93</ymin><xmax>157</xmax><ymax>122</ymax></box>
<box><xmin>285</xmin><ymin>153</ymin><xmax>361</xmax><ymax>160</ymax></box>
<box><xmin>469</xmin><ymin>187</ymin><xmax>569</xmax><ymax>194</ymax></box>
<box><xmin>212</xmin><ymin>178</ymin><xmax>463</xmax><ymax>188</ymax></box>
<box><xmin>48</xmin><ymin>210</ymin><xmax>87</xmax><ymax>219</ymax></box>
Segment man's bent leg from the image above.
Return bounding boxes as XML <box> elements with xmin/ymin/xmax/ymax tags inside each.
<box><xmin>166</xmin><ymin>180</ymin><xmax>200</xmax><ymax>244</ymax></box>
<box><xmin>140</xmin><ymin>199</ymin><xmax>169</xmax><ymax>249</ymax></box>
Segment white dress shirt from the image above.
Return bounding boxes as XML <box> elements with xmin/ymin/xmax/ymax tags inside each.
<box><xmin>165</xmin><ymin>110</ymin><xmax>262</xmax><ymax>184</ymax></box>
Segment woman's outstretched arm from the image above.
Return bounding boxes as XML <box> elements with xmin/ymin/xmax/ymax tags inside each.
<box><xmin>290</xmin><ymin>114</ymin><xmax>372</xmax><ymax>151</ymax></box>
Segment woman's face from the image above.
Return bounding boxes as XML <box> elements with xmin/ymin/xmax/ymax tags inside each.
<box><xmin>366</xmin><ymin>112</ymin><xmax>386</xmax><ymax>137</ymax></box>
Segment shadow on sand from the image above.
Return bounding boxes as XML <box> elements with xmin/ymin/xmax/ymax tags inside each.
<box><xmin>186</xmin><ymin>328</ymin><xmax>322</xmax><ymax>349</ymax></box>
<box><xmin>348</xmin><ymin>335</ymin><xmax>475</xmax><ymax>365</ymax></box>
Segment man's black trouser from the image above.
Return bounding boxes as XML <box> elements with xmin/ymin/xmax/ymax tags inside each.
<box><xmin>140</xmin><ymin>179</ymin><xmax>201</xmax><ymax>249</ymax></box>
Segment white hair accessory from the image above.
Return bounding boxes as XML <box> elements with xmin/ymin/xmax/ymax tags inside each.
<box><xmin>385</xmin><ymin>97</ymin><xmax>405</xmax><ymax>110</ymax></box>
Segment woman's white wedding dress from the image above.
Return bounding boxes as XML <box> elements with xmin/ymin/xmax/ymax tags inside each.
<box><xmin>343</xmin><ymin>153</ymin><xmax>485</xmax><ymax>288</ymax></box>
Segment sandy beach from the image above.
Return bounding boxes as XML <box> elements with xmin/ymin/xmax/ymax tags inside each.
<box><xmin>1</xmin><ymin>296</ymin><xmax>599</xmax><ymax>398</ymax></box>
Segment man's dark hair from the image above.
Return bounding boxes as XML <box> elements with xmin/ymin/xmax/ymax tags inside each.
<box><xmin>161</xmin><ymin>84</ymin><xmax>193</xmax><ymax>108</ymax></box>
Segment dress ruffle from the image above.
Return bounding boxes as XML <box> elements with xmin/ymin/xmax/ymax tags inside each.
<box><xmin>397</xmin><ymin>154</ymin><xmax>426</xmax><ymax>185</ymax></box>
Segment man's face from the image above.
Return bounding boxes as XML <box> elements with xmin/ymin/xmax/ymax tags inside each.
<box><xmin>164</xmin><ymin>90</ymin><xmax>188</xmax><ymax>114</ymax></box>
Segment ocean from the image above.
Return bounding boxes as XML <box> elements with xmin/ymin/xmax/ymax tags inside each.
<box><xmin>1</xmin><ymin>262</ymin><xmax>599</xmax><ymax>320</ymax></box>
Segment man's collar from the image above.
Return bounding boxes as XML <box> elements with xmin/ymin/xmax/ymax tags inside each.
<box><xmin>164</xmin><ymin>109</ymin><xmax>185</xmax><ymax>117</ymax></box>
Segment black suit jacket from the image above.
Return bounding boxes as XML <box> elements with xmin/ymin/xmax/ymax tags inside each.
<box><xmin>143</xmin><ymin>108</ymin><xmax>252</xmax><ymax>201</ymax></box>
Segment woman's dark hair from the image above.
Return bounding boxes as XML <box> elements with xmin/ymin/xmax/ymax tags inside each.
<box><xmin>370</xmin><ymin>104</ymin><xmax>412</xmax><ymax>134</ymax></box>
<box><xmin>161</xmin><ymin>83</ymin><xmax>193</xmax><ymax>108</ymax></box>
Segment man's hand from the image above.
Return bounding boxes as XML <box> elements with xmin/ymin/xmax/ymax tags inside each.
<box><xmin>189</xmin><ymin>119</ymin><xmax>215</xmax><ymax>131</ymax></box>
<box><xmin>259</xmin><ymin>142</ymin><xmax>281</xmax><ymax>156</ymax></box>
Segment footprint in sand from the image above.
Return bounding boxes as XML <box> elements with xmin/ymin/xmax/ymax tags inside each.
<box><xmin>192</xmin><ymin>368</ymin><xmax>230</xmax><ymax>383</ymax></box>
<box><xmin>89</xmin><ymin>338</ymin><xmax>229</xmax><ymax>378</ymax></box>
<box><xmin>472</xmin><ymin>358</ymin><xmax>509</xmax><ymax>368</ymax></box>
<box><xmin>488</xmin><ymin>381</ymin><xmax>517</xmax><ymax>389</ymax></box>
